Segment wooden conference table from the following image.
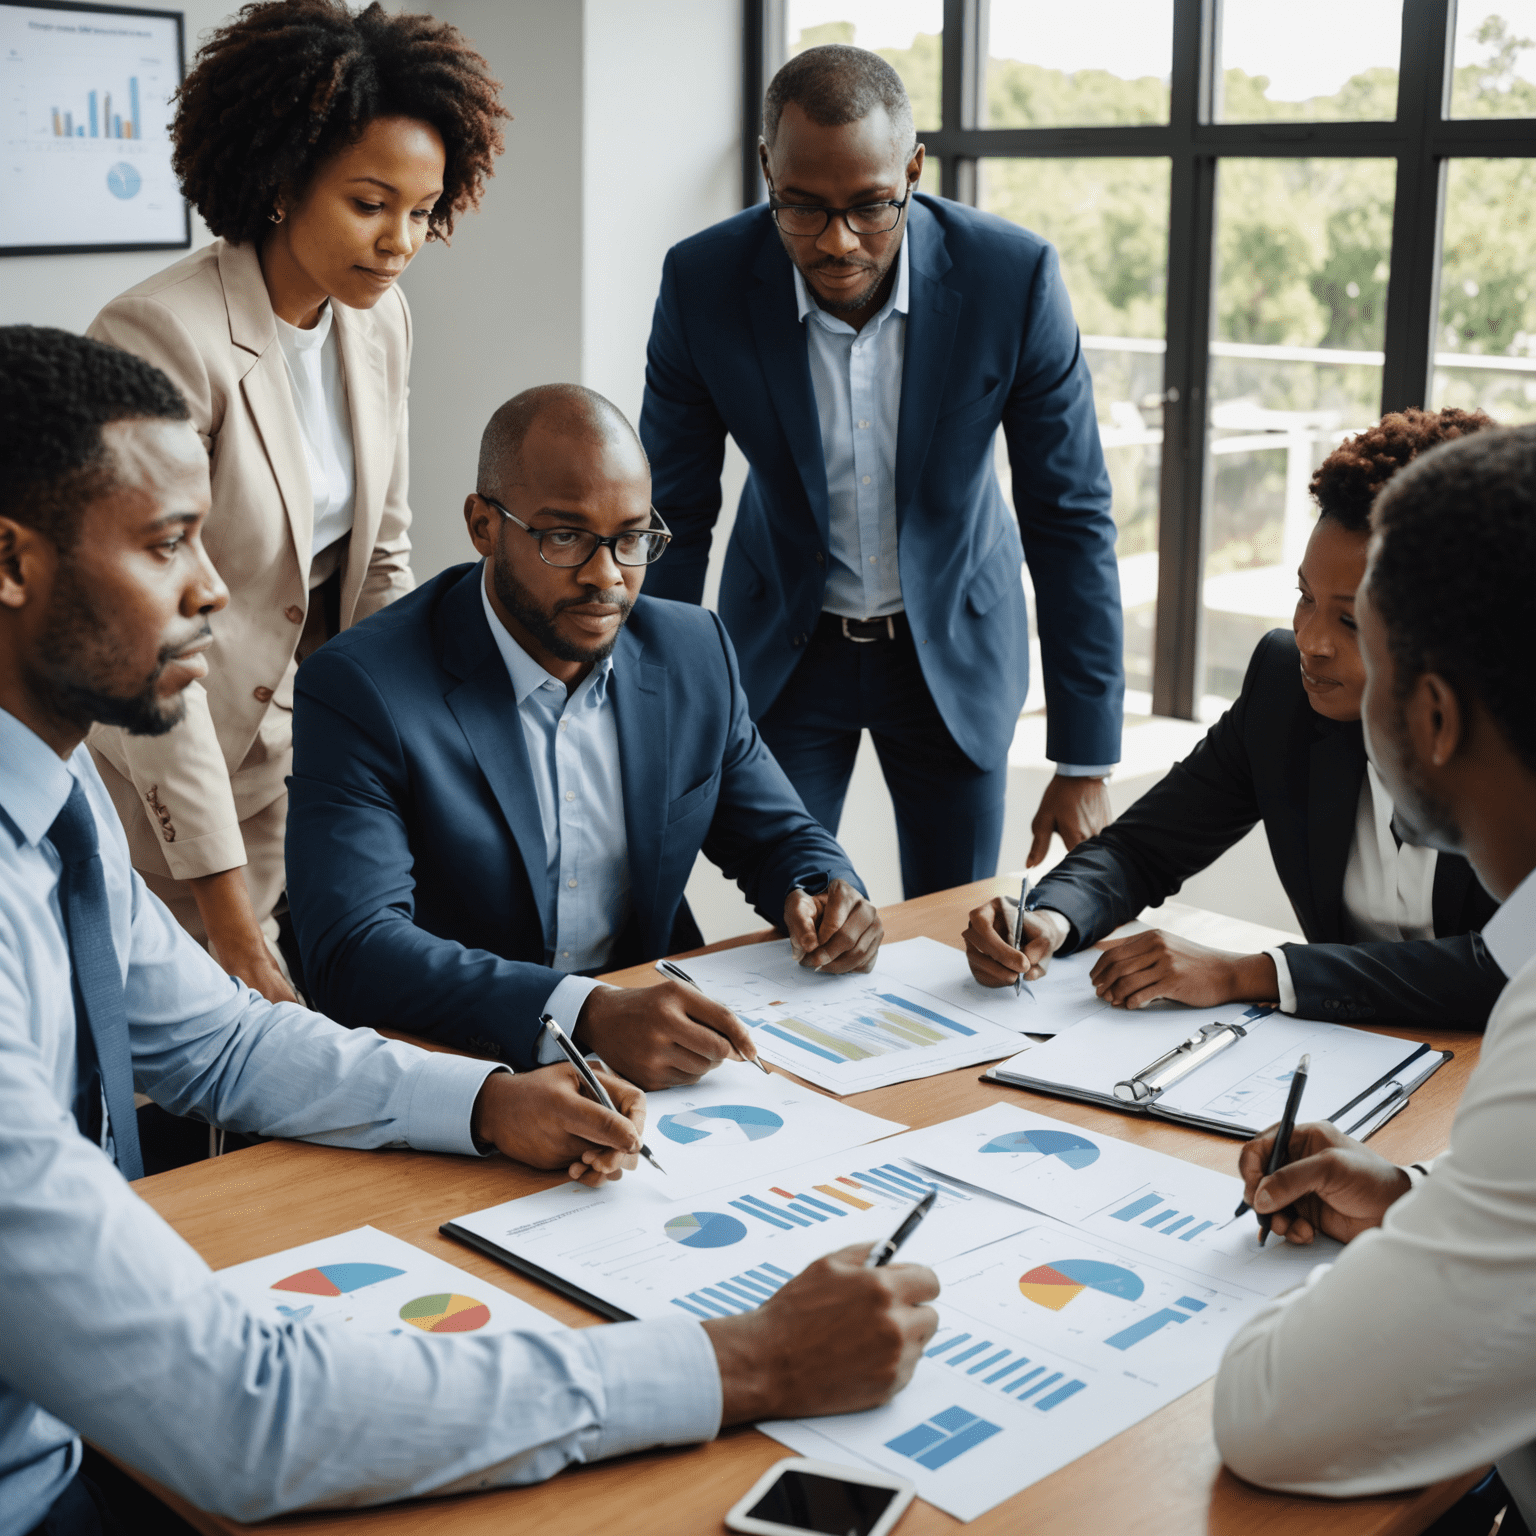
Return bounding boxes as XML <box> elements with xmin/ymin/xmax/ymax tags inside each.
<box><xmin>129</xmin><ymin>878</ymin><xmax>1484</xmax><ymax>1536</ymax></box>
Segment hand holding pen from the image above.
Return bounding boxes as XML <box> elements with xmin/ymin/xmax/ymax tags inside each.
<box><xmin>540</xmin><ymin>1016</ymin><xmax>668</xmax><ymax>1176</ymax></box>
<box><xmin>1233</xmin><ymin>1054</ymin><xmax>1309</xmax><ymax>1244</ymax></box>
<box><xmin>656</xmin><ymin>960</ymin><xmax>771</xmax><ymax>1074</ymax></box>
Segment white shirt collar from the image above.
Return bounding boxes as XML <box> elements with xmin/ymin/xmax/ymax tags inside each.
<box><xmin>1482</xmin><ymin>865</ymin><xmax>1536</xmax><ymax>980</ymax></box>
<box><xmin>793</xmin><ymin>229</ymin><xmax>910</xmax><ymax>331</ymax></box>
<box><xmin>478</xmin><ymin>561</ymin><xmax>613</xmax><ymax>707</ymax></box>
<box><xmin>0</xmin><ymin>707</ymin><xmax>80</xmax><ymax>848</ymax></box>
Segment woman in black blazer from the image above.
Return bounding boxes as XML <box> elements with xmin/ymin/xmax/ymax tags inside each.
<box><xmin>965</xmin><ymin>406</ymin><xmax>1504</xmax><ymax>1028</ymax></box>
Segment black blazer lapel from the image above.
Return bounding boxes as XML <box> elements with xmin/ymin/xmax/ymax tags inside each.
<box><xmin>609</xmin><ymin>627</ymin><xmax>668</xmax><ymax>954</ymax></box>
<box><xmin>1306</xmin><ymin>719</ymin><xmax>1367</xmax><ymax>941</ymax></box>
<box><xmin>436</xmin><ymin>566</ymin><xmax>554</xmax><ymax>948</ymax></box>
<box><xmin>894</xmin><ymin>202</ymin><xmax>961</xmax><ymax>515</ymax></box>
<box><xmin>748</xmin><ymin>227</ymin><xmax>831</xmax><ymax>545</ymax></box>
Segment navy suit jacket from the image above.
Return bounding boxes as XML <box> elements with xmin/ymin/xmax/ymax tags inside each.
<box><xmin>285</xmin><ymin>563</ymin><xmax>861</xmax><ymax>1067</ymax></box>
<box><xmin>639</xmin><ymin>194</ymin><xmax>1124</xmax><ymax>770</ymax></box>
<box><xmin>1031</xmin><ymin>630</ymin><xmax>1504</xmax><ymax>1027</ymax></box>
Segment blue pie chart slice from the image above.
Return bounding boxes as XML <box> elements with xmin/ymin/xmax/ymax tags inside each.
<box><xmin>657</xmin><ymin>1105</ymin><xmax>785</xmax><ymax>1145</ymax></box>
<box><xmin>664</xmin><ymin>1211</ymin><xmax>747</xmax><ymax>1249</ymax></box>
<box><xmin>981</xmin><ymin>1128</ymin><xmax>1100</xmax><ymax>1169</ymax></box>
<box><xmin>107</xmin><ymin>161</ymin><xmax>141</xmax><ymax>200</ymax></box>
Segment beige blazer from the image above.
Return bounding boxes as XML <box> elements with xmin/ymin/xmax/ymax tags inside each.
<box><xmin>85</xmin><ymin>238</ymin><xmax>414</xmax><ymax>882</ymax></box>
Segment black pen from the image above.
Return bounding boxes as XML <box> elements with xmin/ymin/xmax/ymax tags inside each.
<box><xmin>1232</xmin><ymin>1053</ymin><xmax>1310</xmax><ymax>1245</ymax></box>
<box><xmin>539</xmin><ymin>1015</ymin><xmax>667</xmax><ymax>1175</ymax></box>
<box><xmin>656</xmin><ymin>959</ymin><xmax>772</xmax><ymax>1074</ymax></box>
<box><xmin>864</xmin><ymin>1187</ymin><xmax>938</xmax><ymax>1268</ymax></box>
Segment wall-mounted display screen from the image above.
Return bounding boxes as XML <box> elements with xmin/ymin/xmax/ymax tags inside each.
<box><xmin>1</xmin><ymin>0</ymin><xmax>187</xmax><ymax>255</ymax></box>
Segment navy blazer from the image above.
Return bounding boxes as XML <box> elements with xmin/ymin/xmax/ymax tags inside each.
<box><xmin>639</xmin><ymin>194</ymin><xmax>1124</xmax><ymax>770</ymax></box>
<box><xmin>285</xmin><ymin>563</ymin><xmax>862</xmax><ymax>1067</ymax></box>
<box><xmin>1031</xmin><ymin>630</ymin><xmax>1504</xmax><ymax>1027</ymax></box>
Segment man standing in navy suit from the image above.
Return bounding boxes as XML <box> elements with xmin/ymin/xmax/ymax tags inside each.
<box><xmin>641</xmin><ymin>45</ymin><xmax>1124</xmax><ymax>896</ymax></box>
<box><xmin>287</xmin><ymin>385</ymin><xmax>881</xmax><ymax>1090</ymax></box>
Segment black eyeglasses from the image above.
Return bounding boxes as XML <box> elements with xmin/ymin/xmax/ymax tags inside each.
<box><xmin>769</xmin><ymin>187</ymin><xmax>912</xmax><ymax>238</ymax></box>
<box><xmin>481</xmin><ymin>495</ymin><xmax>673</xmax><ymax>568</ymax></box>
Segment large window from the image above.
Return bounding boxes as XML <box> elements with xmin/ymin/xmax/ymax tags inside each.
<box><xmin>748</xmin><ymin>0</ymin><xmax>1536</xmax><ymax>719</ymax></box>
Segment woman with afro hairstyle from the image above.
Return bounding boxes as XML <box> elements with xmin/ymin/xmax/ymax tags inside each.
<box><xmin>86</xmin><ymin>0</ymin><xmax>507</xmax><ymax>1007</ymax></box>
<box><xmin>964</xmin><ymin>406</ymin><xmax>1511</xmax><ymax>1031</ymax></box>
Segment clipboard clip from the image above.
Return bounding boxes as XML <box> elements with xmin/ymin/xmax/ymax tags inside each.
<box><xmin>1113</xmin><ymin>1013</ymin><xmax>1263</xmax><ymax>1104</ymax></box>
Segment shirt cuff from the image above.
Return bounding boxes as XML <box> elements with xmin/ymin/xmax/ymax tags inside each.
<box><xmin>1265</xmin><ymin>948</ymin><xmax>1298</xmax><ymax>1014</ymax></box>
<box><xmin>1052</xmin><ymin>763</ymin><xmax>1116</xmax><ymax>778</ymax></box>
<box><xmin>1403</xmin><ymin>1157</ymin><xmax>1439</xmax><ymax>1188</ymax></box>
<box><xmin>401</xmin><ymin>1053</ymin><xmax>510</xmax><ymax>1157</ymax></box>
<box><xmin>535</xmin><ymin>974</ymin><xmax>610</xmax><ymax>1064</ymax></box>
<box><xmin>584</xmin><ymin>1318</ymin><xmax>723</xmax><ymax>1459</ymax></box>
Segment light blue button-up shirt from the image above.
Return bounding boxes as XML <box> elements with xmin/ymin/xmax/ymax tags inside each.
<box><xmin>480</xmin><ymin>570</ymin><xmax>631</xmax><ymax>1048</ymax></box>
<box><xmin>0</xmin><ymin>705</ymin><xmax>720</xmax><ymax>1532</ymax></box>
<box><xmin>793</xmin><ymin>238</ymin><xmax>1113</xmax><ymax>777</ymax></box>
<box><xmin>795</xmin><ymin>235</ymin><xmax>908</xmax><ymax>621</ymax></box>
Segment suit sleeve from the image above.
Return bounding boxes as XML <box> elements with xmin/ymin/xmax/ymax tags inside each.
<box><xmin>1029</xmin><ymin>648</ymin><xmax>1265</xmax><ymax>950</ymax></box>
<box><xmin>286</xmin><ymin>650</ymin><xmax>576</xmax><ymax>1069</ymax></box>
<box><xmin>86</xmin><ymin>296</ymin><xmax>246</xmax><ymax>880</ymax></box>
<box><xmin>699</xmin><ymin>613</ymin><xmax>864</xmax><ymax>921</ymax></box>
<box><xmin>356</xmin><ymin>287</ymin><xmax>415</xmax><ymax>624</ymax></box>
<box><xmin>638</xmin><ymin>247</ymin><xmax>730</xmax><ymax>605</ymax></box>
<box><xmin>1280</xmin><ymin>931</ymin><xmax>1506</xmax><ymax>1028</ymax></box>
<box><xmin>1001</xmin><ymin>243</ymin><xmax>1124</xmax><ymax>768</ymax></box>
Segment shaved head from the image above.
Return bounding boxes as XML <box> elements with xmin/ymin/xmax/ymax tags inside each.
<box><xmin>477</xmin><ymin>384</ymin><xmax>646</xmax><ymax>502</ymax></box>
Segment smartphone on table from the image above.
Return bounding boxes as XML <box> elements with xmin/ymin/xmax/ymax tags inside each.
<box><xmin>724</xmin><ymin>1456</ymin><xmax>916</xmax><ymax>1536</ymax></box>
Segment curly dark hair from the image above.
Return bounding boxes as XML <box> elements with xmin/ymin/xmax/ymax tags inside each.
<box><xmin>1310</xmin><ymin>406</ymin><xmax>1498</xmax><ymax>531</ymax></box>
<box><xmin>1370</xmin><ymin>424</ymin><xmax>1536</xmax><ymax>776</ymax></box>
<box><xmin>171</xmin><ymin>0</ymin><xmax>508</xmax><ymax>246</ymax></box>
<box><xmin>0</xmin><ymin>326</ymin><xmax>189</xmax><ymax>551</ymax></box>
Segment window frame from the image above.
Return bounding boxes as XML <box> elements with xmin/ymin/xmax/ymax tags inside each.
<box><xmin>747</xmin><ymin>0</ymin><xmax>1536</xmax><ymax>717</ymax></box>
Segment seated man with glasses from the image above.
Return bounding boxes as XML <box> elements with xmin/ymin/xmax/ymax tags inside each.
<box><xmin>285</xmin><ymin>384</ymin><xmax>882</xmax><ymax>1089</ymax></box>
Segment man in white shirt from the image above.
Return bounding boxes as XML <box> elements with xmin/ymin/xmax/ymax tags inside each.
<box><xmin>0</xmin><ymin>326</ymin><xmax>938</xmax><ymax>1534</ymax></box>
<box><xmin>1211</xmin><ymin>422</ymin><xmax>1536</xmax><ymax>1528</ymax></box>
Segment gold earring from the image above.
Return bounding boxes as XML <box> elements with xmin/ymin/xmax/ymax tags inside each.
<box><xmin>269</xmin><ymin>209</ymin><xmax>284</xmax><ymax>224</ymax></box>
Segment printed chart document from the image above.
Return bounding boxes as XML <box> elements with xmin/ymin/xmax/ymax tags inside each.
<box><xmin>666</xmin><ymin>939</ymin><xmax>1028</xmax><ymax>1093</ymax></box>
<box><xmin>216</xmin><ymin>1226</ymin><xmax>566</xmax><ymax>1339</ymax></box>
<box><xmin>624</xmin><ymin>1060</ymin><xmax>905</xmax><ymax>1199</ymax></box>
<box><xmin>763</xmin><ymin>1115</ymin><xmax>1335</xmax><ymax>1522</ymax></box>
<box><xmin>985</xmin><ymin>1005</ymin><xmax>1449</xmax><ymax>1137</ymax></box>
<box><xmin>444</xmin><ymin>1135</ymin><xmax>1036</xmax><ymax>1322</ymax></box>
<box><xmin>877</xmin><ymin>936</ymin><xmax>1109</xmax><ymax>1036</ymax></box>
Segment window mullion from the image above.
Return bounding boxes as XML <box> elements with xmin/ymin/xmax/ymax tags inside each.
<box><xmin>939</xmin><ymin>0</ymin><xmax>985</xmax><ymax>203</ymax></box>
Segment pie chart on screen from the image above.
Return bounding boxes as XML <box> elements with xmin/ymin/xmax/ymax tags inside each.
<box><xmin>664</xmin><ymin>1211</ymin><xmax>747</xmax><ymax>1249</ymax></box>
<box><xmin>271</xmin><ymin>1262</ymin><xmax>404</xmax><ymax>1297</ymax></box>
<box><xmin>399</xmin><ymin>1293</ymin><xmax>492</xmax><ymax>1333</ymax></box>
<box><xmin>657</xmin><ymin>1105</ymin><xmax>784</xmax><ymax>1145</ymax></box>
<box><xmin>981</xmin><ymin>1129</ymin><xmax>1099</xmax><ymax>1168</ymax></box>
<box><xmin>1019</xmin><ymin>1259</ymin><xmax>1144</xmax><ymax>1311</ymax></box>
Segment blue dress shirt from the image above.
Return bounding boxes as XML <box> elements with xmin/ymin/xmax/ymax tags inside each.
<box><xmin>0</xmin><ymin>706</ymin><xmax>721</xmax><ymax>1531</ymax></box>
<box><xmin>792</xmin><ymin>237</ymin><xmax>1112</xmax><ymax>777</ymax></box>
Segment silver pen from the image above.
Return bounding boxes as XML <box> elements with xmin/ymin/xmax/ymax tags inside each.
<box><xmin>1012</xmin><ymin>873</ymin><xmax>1034</xmax><ymax>998</ymax></box>
<box><xmin>657</xmin><ymin>960</ymin><xmax>772</xmax><ymax>1074</ymax></box>
<box><xmin>539</xmin><ymin>1015</ymin><xmax>667</xmax><ymax>1174</ymax></box>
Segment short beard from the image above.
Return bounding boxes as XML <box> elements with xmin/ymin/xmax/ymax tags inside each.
<box><xmin>28</xmin><ymin>560</ymin><xmax>187</xmax><ymax>738</ymax></box>
<box><xmin>1380</xmin><ymin>706</ymin><xmax>1462</xmax><ymax>854</ymax></box>
<box><xmin>806</xmin><ymin>261</ymin><xmax>887</xmax><ymax>314</ymax></box>
<box><xmin>490</xmin><ymin>545</ymin><xmax>632</xmax><ymax>667</ymax></box>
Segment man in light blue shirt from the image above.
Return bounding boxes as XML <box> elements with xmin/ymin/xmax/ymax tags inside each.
<box><xmin>0</xmin><ymin>329</ymin><xmax>938</xmax><ymax>1533</ymax></box>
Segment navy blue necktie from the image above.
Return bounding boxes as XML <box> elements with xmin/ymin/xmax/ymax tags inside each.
<box><xmin>47</xmin><ymin>780</ymin><xmax>143</xmax><ymax>1180</ymax></box>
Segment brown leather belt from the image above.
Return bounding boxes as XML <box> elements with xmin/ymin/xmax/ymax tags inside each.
<box><xmin>819</xmin><ymin>612</ymin><xmax>904</xmax><ymax>643</ymax></box>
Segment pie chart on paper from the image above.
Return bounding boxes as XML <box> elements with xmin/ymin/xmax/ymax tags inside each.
<box><xmin>271</xmin><ymin>1262</ymin><xmax>404</xmax><ymax>1297</ymax></box>
<box><xmin>981</xmin><ymin>1128</ymin><xmax>1100</xmax><ymax>1169</ymax></box>
<box><xmin>399</xmin><ymin>1293</ymin><xmax>492</xmax><ymax>1333</ymax></box>
<box><xmin>1019</xmin><ymin>1259</ymin><xmax>1144</xmax><ymax>1311</ymax></box>
<box><xmin>664</xmin><ymin>1211</ymin><xmax>747</xmax><ymax>1249</ymax></box>
<box><xmin>656</xmin><ymin>1104</ymin><xmax>785</xmax><ymax>1145</ymax></box>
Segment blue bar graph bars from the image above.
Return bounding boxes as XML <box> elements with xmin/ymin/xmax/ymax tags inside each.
<box><xmin>924</xmin><ymin>1330</ymin><xmax>1087</xmax><ymax>1412</ymax></box>
<box><xmin>1110</xmin><ymin>1192</ymin><xmax>1217</xmax><ymax>1241</ymax></box>
<box><xmin>51</xmin><ymin>77</ymin><xmax>141</xmax><ymax>138</ymax></box>
<box><xmin>1105</xmin><ymin>1294</ymin><xmax>1207</xmax><ymax>1351</ymax></box>
<box><xmin>886</xmin><ymin>1406</ymin><xmax>1002</xmax><ymax>1470</ymax></box>
<box><xmin>669</xmin><ymin>1262</ymin><xmax>795</xmax><ymax>1319</ymax></box>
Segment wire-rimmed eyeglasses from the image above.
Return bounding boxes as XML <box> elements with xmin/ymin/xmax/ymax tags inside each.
<box><xmin>480</xmin><ymin>494</ymin><xmax>673</xmax><ymax>568</ymax></box>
